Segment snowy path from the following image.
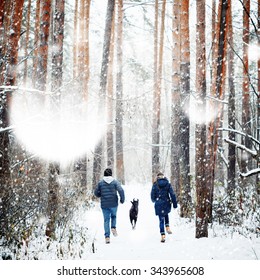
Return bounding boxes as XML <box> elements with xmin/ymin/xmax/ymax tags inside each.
<box><xmin>83</xmin><ymin>183</ymin><xmax>260</xmax><ymax>260</ymax></box>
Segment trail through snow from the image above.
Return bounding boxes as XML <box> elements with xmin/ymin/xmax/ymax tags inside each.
<box><xmin>82</xmin><ymin>183</ymin><xmax>260</xmax><ymax>260</ymax></box>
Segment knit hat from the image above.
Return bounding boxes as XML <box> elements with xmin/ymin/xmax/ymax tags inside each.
<box><xmin>104</xmin><ymin>168</ymin><xmax>112</xmax><ymax>177</ymax></box>
<box><xmin>157</xmin><ymin>172</ymin><xmax>164</xmax><ymax>179</ymax></box>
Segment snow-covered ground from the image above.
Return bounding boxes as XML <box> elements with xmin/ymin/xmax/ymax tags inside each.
<box><xmin>1</xmin><ymin>182</ymin><xmax>259</xmax><ymax>280</ymax></box>
<box><xmin>1</xmin><ymin>182</ymin><xmax>259</xmax><ymax>261</ymax></box>
<box><xmin>83</xmin><ymin>182</ymin><xmax>260</xmax><ymax>260</ymax></box>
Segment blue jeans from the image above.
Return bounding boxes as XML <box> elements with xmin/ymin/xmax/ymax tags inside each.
<box><xmin>159</xmin><ymin>214</ymin><xmax>169</xmax><ymax>235</ymax></box>
<box><xmin>102</xmin><ymin>207</ymin><xmax>118</xmax><ymax>238</ymax></box>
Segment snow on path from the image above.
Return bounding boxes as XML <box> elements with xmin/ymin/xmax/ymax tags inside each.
<box><xmin>82</xmin><ymin>183</ymin><xmax>260</xmax><ymax>260</ymax></box>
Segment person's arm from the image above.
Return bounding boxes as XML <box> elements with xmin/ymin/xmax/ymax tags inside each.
<box><xmin>169</xmin><ymin>184</ymin><xmax>178</xmax><ymax>208</ymax></box>
<box><xmin>94</xmin><ymin>183</ymin><xmax>101</xmax><ymax>198</ymax></box>
<box><xmin>116</xmin><ymin>181</ymin><xmax>125</xmax><ymax>203</ymax></box>
<box><xmin>151</xmin><ymin>184</ymin><xmax>156</xmax><ymax>203</ymax></box>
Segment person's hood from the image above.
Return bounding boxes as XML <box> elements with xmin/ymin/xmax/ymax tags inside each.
<box><xmin>103</xmin><ymin>176</ymin><xmax>114</xmax><ymax>184</ymax></box>
<box><xmin>157</xmin><ymin>177</ymin><xmax>169</xmax><ymax>188</ymax></box>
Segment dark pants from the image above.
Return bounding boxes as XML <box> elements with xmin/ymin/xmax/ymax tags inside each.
<box><xmin>158</xmin><ymin>214</ymin><xmax>169</xmax><ymax>235</ymax></box>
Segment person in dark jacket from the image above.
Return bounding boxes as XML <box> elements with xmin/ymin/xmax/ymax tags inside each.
<box><xmin>151</xmin><ymin>172</ymin><xmax>178</xmax><ymax>242</ymax></box>
<box><xmin>94</xmin><ymin>168</ymin><xmax>125</xmax><ymax>244</ymax></box>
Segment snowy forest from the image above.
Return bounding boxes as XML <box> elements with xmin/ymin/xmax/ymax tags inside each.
<box><xmin>0</xmin><ymin>0</ymin><xmax>260</xmax><ymax>260</ymax></box>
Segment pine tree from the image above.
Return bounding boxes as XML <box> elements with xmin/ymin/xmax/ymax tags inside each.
<box><xmin>92</xmin><ymin>0</ymin><xmax>115</xmax><ymax>188</ymax></box>
<box><xmin>171</xmin><ymin>0</ymin><xmax>181</xmax><ymax>199</ymax></box>
<box><xmin>195</xmin><ymin>0</ymin><xmax>208</xmax><ymax>238</ymax></box>
<box><xmin>116</xmin><ymin>0</ymin><xmax>125</xmax><ymax>184</ymax></box>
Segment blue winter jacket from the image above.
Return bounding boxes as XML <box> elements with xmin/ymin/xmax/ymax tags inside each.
<box><xmin>94</xmin><ymin>176</ymin><xmax>125</xmax><ymax>209</ymax></box>
<box><xmin>151</xmin><ymin>177</ymin><xmax>178</xmax><ymax>216</ymax></box>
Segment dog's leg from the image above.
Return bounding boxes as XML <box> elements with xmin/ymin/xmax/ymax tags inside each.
<box><xmin>132</xmin><ymin>219</ymin><xmax>136</xmax><ymax>230</ymax></box>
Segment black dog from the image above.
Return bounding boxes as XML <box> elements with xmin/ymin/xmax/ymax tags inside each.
<box><xmin>129</xmin><ymin>199</ymin><xmax>139</xmax><ymax>229</ymax></box>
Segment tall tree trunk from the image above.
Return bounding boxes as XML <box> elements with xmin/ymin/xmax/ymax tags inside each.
<box><xmin>45</xmin><ymin>0</ymin><xmax>65</xmax><ymax>240</ymax></box>
<box><xmin>152</xmin><ymin>0</ymin><xmax>166</xmax><ymax>180</ymax></box>
<box><xmin>257</xmin><ymin>0</ymin><xmax>260</xmax><ymax>189</ymax></box>
<box><xmin>195</xmin><ymin>0</ymin><xmax>208</xmax><ymax>238</ymax></box>
<box><xmin>152</xmin><ymin>0</ymin><xmax>159</xmax><ymax>180</ymax></box>
<box><xmin>157</xmin><ymin>0</ymin><xmax>166</xmax><ymax>159</ymax></box>
<box><xmin>76</xmin><ymin>0</ymin><xmax>91</xmax><ymax>189</ymax></box>
<box><xmin>36</xmin><ymin>0</ymin><xmax>51</xmax><ymax>90</ymax></box>
<box><xmin>211</xmin><ymin>0</ymin><xmax>216</xmax><ymax>81</ymax></box>
<box><xmin>34</xmin><ymin>0</ymin><xmax>52</xmax><ymax>238</ymax></box>
<box><xmin>227</xmin><ymin>0</ymin><xmax>236</xmax><ymax>196</ymax></box>
<box><xmin>52</xmin><ymin>0</ymin><xmax>65</xmax><ymax>92</ymax></box>
<box><xmin>116</xmin><ymin>0</ymin><xmax>125</xmax><ymax>184</ymax></box>
<box><xmin>0</xmin><ymin>0</ymin><xmax>5</xmax><ymax>40</ymax></box>
<box><xmin>206</xmin><ymin>0</ymin><xmax>230</xmax><ymax>222</ymax></box>
<box><xmin>0</xmin><ymin>0</ymin><xmax>11</xmax><ymax>85</ymax></box>
<box><xmin>171</xmin><ymin>0</ymin><xmax>181</xmax><ymax>199</ymax></box>
<box><xmin>78</xmin><ymin>0</ymin><xmax>85</xmax><ymax>81</ymax></box>
<box><xmin>107</xmin><ymin>8</ymin><xmax>115</xmax><ymax>169</ymax></box>
<box><xmin>179</xmin><ymin>0</ymin><xmax>192</xmax><ymax>218</ymax></box>
<box><xmin>23</xmin><ymin>0</ymin><xmax>32</xmax><ymax>85</ymax></box>
<box><xmin>92</xmin><ymin>0</ymin><xmax>115</xmax><ymax>188</ymax></box>
<box><xmin>0</xmin><ymin>0</ymin><xmax>5</xmax><ymax>67</ymax></box>
<box><xmin>83</xmin><ymin>0</ymin><xmax>91</xmax><ymax>102</ymax></box>
<box><xmin>32</xmin><ymin>0</ymin><xmax>41</xmax><ymax>87</ymax></box>
<box><xmin>0</xmin><ymin>0</ymin><xmax>25</xmax><ymax>239</ymax></box>
<box><xmin>241</xmin><ymin>0</ymin><xmax>251</xmax><ymax>172</ymax></box>
<box><xmin>73</xmin><ymin>0</ymin><xmax>79</xmax><ymax>79</ymax></box>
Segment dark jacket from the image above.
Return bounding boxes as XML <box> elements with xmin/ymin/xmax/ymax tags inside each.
<box><xmin>94</xmin><ymin>176</ymin><xmax>125</xmax><ymax>209</ymax></box>
<box><xmin>151</xmin><ymin>177</ymin><xmax>177</xmax><ymax>216</ymax></box>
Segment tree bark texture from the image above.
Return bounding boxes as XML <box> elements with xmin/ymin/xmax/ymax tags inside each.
<box><xmin>195</xmin><ymin>0</ymin><xmax>208</xmax><ymax>238</ymax></box>
<box><xmin>0</xmin><ymin>0</ymin><xmax>25</xmax><ymax>239</ymax></box>
<box><xmin>73</xmin><ymin>0</ymin><xmax>79</xmax><ymax>79</ymax></box>
<box><xmin>206</xmin><ymin>0</ymin><xmax>230</xmax><ymax>222</ymax></box>
<box><xmin>52</xmin><ymin>0</ymin><xmax>65</xmax><ymax>92</ymax></box>
<box><xmin>152</xmin><ymin>0</ymin><xmax>159</xmax><ymax>181</ymax></box>
<box><xmin>36</xmin><ymin>0</ymin><xmax>51</xmax><ymax>92</ymax></box>
<box><xmin>241</xmin><ymin>0</ymin><xmax>251</xmax><ymax>172</ymax></box>
<box><xmin>45</xmin><ymin>0</ymin><xmax>66</xmax><ymax>240</ymax></box>
<box><xmin>116</xmin><ymin>0</ymin><xmax>125</xmax><ymax>184</ymax></box>
<box><xmin>179</xmin><ymin>0</ymin><xmax>192</xmax><ymax>218</ymax></box>
<box><xmin>171</xmin><ymin>0</ymin><xmax>181</xmax><ymax>199</ymax></box>
<box><xmin>227</xmin><ymin>0</ymin><xmax>236</xmax><ymax>196</ymax></box>
<box><xmin>74</xmin><ymin>0</ymin><xmax>91</xmax><ymax>189</ymax></box>
<box><xmin>23</xmin><ymin>0</ymin><xmax>32</xmax><ymax>85</ymax></box>
<box><xmin>107</xmin><ymin>8</ymin><xmax>115</xmax><ymax>169</ymax></box>
<box><xmin>92</xmin><ymin>0</ymin><xmax>115</xmax><ymax>188</ymax></box>
<box><xmin>257</xmin><ymin>0</ymin><xmax>260</xmax><ymax>189</ymax></box>
<box><xmin>32</xmin><ymin>0</ymin><xmax>41</xmax><ymax>86</ymax></box>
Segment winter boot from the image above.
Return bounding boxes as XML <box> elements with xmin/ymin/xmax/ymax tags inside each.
<box><xmin>105</xmin><ymin>237</ymin><xmax>110</xmax><ymax>244</ymax></box>
<box><xmin>161</xmin><ymin>234</ymin><xmax>166</xmax><ymax>243</ymax></box>
<box><xmin>166</xmin><ymin>226</ymin><xmax>172</xmax><ymax>234</ymax></box>
<box><xmin>111</xmin><ymin>228</ymin><xmax>118</xmax><ymax>237</ymax></box>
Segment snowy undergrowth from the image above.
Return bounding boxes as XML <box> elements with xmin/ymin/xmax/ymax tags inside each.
<box><xmin>1</xmin><ymin>182</ymin><xmax>259</xmax><ymax>260</ymax></box>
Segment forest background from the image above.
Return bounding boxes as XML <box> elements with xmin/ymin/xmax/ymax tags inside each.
<box><xmin>0</xmin><ymin>0</ymin><xmax>259</xmax><ymax>259</ymax></box>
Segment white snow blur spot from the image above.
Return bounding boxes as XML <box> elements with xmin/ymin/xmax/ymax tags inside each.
<box><xmin>186</xmin><ymin>96</ymin><xmax>220</xmax><ymax>125</ymax></box>
<box><xmin>248</xmin><ymin>44</ymin><xmax>260</xmax><ymax>61</ymax></box>
<box><xmin>10</xmin><ymin>89</ymin><xmax>106</xmax><ymax>166</ymax></box>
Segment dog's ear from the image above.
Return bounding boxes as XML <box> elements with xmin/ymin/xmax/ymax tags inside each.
<box><xmin>131</xmin><ymin>201</ymin><xmax>133</xmax><ymax>204</ymax></box>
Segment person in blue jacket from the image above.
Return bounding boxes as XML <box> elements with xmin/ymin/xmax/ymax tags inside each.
<box><xmin>151</xmin><ymin>172</ymin><xmax>178</xmax><ymax>242</ymax></box>
<box><xmin>94</xmin><ymin>168</ymin><xmax>125</xmax><ymax>244</ymax></box>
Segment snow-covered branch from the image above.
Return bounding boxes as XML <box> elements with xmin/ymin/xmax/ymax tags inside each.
<box><xmin>0</xmin><ymin>125</ymin><xmax>14</xmax><ymax>133</ymax></box>
<box><xmin>224</xmin><ymin>138</ymin><xmax>258</xmax><ymax>157</ymax></box>
<box><xmin>217</xmin><ymin>147</ymin><xmax>229</xmax><ymax>167</ymax></box>
<box><xmin>206</xmin><ymin>95</ymin><xmax>228</xmax><ymax>104</ymax></box>
<box><xmin>219</xmin><ymin>127</ymin><xmax>260</xmax><ymax>146</ymax></box>
<box><xmin>0</xmin><ymin>85</ymin><xmax>46</xmax><ymax>95</ymax></box>
<box><xmin>240</xmin><ymin>168</ymin><xmax>260</xmax><ymax>178</ymax></box>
